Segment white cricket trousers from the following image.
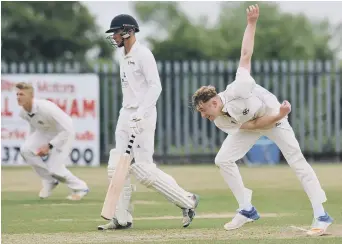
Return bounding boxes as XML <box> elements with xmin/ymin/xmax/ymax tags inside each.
<box><xmin>107</xmin><ymin>107</ymin><xmax>195</xmax><ymax>224</ymax></box>
<box><xmin>215</xmin><ymin>119</ymin><xmax>327</xmax><ymax>210</ymax></box>
<box><xmin>20</xmin><ymin>131</ymin><xmax>88</xmax><ymax>190</ymax></box>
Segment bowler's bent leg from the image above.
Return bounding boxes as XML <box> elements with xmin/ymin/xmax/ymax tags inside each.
<box><xmin>215</xmin><ymin>131</ymin><xmax>261</xmax><ymax>230</ymax></box>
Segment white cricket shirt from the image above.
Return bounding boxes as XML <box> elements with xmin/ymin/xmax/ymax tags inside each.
<box><xmin>214</xmin><ymin>67</ymin><xmax>281</xmax><ymax>134</ymax></box>
<box><xmin>119</xmin><ymin>41</ymin><xmax>162</xmax><ymax>116</ymax></box>
<box><xmin>19</xmin><ymin>99</ymin><xmax>74</xmax><ymax>149</ymax></box>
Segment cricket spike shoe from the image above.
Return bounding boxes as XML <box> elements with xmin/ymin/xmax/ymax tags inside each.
<box><xmin>182</xmin><ymin>194</ymin><xmax>200</xmax><ymax>228</ymax></box>
<box><xmin>224</xmin><ymin>206</ymin><xmax>260</xmax><ymax>230</ymax></box>
<box><xmin>66</xmin><ymin>189</ymin><xmax>89</xmax><ymax>201</ymax></box>
<box><xmin>307</xmin><ymin>212</ymin><xmax>333</xmax><ymax>236</ymax></box>
<box><xmin>98</xmin><ymin>218</ymin><xmax>132</xmax><ymax>230</ymax></box>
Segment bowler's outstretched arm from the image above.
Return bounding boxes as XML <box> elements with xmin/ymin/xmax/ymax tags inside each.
<box><xmin>233</xmin><ymin>5</ymin><xmax>259</xmax><ymax>99</ymax></box>
<box><xmin>239</xmin><ymin>4</ymin><xmax>259</xmax><ymax>73</ymax></box>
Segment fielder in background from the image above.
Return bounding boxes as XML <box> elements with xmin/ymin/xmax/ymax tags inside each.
<box><xmin>191</xmin><ymin>4</ymin><xmax>333</xmax><ymax>236</ymax></box>
<box><xmin>16</xmin><ymin>82</ymin><xmax>89</xmax><ymax>200</ymax></box>
<box><xmin>97</xmin><ymin>14</ymin><xmax>199</xmax><ymax>231</ymax></box>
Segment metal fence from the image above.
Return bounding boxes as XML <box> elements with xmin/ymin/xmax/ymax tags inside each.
<box><xmin>2</xmin><ymin>60</ymin><xmax>341</xmax><ymax>163</ymax></box>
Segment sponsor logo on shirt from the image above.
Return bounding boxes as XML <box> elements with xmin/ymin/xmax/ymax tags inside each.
<box><xmin>242</xmin><ymin>108</ymin><xmax>249</xmax><ymax>115</ymax></box>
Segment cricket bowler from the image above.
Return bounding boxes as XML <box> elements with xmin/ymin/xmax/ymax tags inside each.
<box><xmin>97</xmin><ymin>14</ymin><xmax>199</xmax><ymax>230</ymax></box>
<box><xmin>16</xmin><ymin>82</ymin><xmax>89</xmax><ymax>200</ymax></box>
<box><xmin>191</xmin><ymin>4</ymin><xmax>333</xmax><ymax>236</ymax></box>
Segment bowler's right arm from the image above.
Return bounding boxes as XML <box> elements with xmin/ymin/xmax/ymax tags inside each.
<box><xmin>233</xmin><ymin>4</ymin><xmax>259</xmax><ymax>98</ymax></box>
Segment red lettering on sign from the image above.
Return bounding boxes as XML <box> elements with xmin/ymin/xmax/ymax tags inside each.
<box><xmin>46</xmin><ymin>98</ymin><xmax>96</xmax><ymax>118</ymax></box>
<box><xmin>1</xmin><ymin>97</ymin><xmax>13</xmax><ymax>117</ymax></box>
<box><xmin>83</xmin><ymin>100</ymin><xmax>96</xmax><ymax>118</ymax></box>
<box><xmin>1</xmin><ymin>80</ymin><xmax>16</xmax><ymax>91</ymax></box>
<box><xmin>70</xmin><ymin>99</ymin><xmax>80</xmax><ymax>117</ymax></box>
<box><xmin>1</xmin><ymin>128</ymin><xmax>26</xmax><ymax>140</ymax></box>
<box><xmin>37</xmin><ymin>82</ymin><xmax>75</xmax><ymax>93</ymax></box>
<box><xmin>37</xmin><ymin>82</ymin><xmax>48</xmax><ymax>92</ymax></box>
<box><xmin>76</xmin><ymin>131</ymin><xmax>95</xmax><ymax>141</ymax></box>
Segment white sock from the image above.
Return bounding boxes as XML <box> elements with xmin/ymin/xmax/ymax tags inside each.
<box><xmin>312</xmin><ymin>203</ymin><xmax>325</xmax><ymax>218</ymax></box>
<box><xmin>243</xmin><ymin>204</ymin><xmax>253</xmax><ymax>211</ymax></box>
<box><xmin>240</xmin><ymin>188</ymin><xmax>253</xmax><ymax>211</ymax></box>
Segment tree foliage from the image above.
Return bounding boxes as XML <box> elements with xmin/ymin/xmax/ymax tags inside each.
<box><xmin>1</xmin><ymin>1</ymin><xmax>113</xmax><ymax>62</ymax></box>
<box><xmin>133</xmin><ymin>2</ymin><xmax>337</xmax><ymax>61</ymax></box>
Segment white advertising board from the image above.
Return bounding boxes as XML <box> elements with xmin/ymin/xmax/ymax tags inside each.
<box><xmin>1</xmin><ymin>74</ymin><xmax>100</xmax><ymax>166</ymax></box>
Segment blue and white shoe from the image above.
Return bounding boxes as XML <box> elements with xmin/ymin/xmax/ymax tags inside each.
<box><xmin>66</xmin><ymin>188</ymin><xmax>89</xmax><ymax>201</ymax></box>
<box><xmin>224</xmin><ymin>207</ymin><xmax>260</xmax><ymax>230</ymax></box>
<box><xmin>307</xmin><ymin>212</ymin><xmax>333</xmax><ymax>236</ymax></box>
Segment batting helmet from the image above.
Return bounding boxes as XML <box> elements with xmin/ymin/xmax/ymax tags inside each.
<box><xmin>105</xmin><ymin>14</ymin><xmax>140</xmax><ymax>48</ymax></box>
<box><xmin>105</xmin><ymin>14</ymin><xmax>140</xmax><ymax>34</ymax></box>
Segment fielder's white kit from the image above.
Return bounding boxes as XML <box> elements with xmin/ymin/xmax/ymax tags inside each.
<box><xmin>214</xmin><ymin>67</ymin><xmax>329</xmax><ymax>230</ymax></box>
<box><xmin>103</xmin><ymin>41</ymin><xmax>198</xmax><ymax>228</ymax></box>
<box><xmin>19</xmin><ymin>99</ymin><xmax>88</xmax><ymax>199</ymax></box>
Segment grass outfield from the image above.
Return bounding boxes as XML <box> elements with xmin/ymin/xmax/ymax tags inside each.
<box><xmin>2</xmin><ymin>164</ymin><xmax>342</xmax><ymax>244</ymax></box>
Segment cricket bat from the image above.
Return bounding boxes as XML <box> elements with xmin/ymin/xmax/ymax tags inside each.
<box><xmin>101</xmin><ymin>134</ymin><xmax>136</xmax><ymax>220</ymax></box>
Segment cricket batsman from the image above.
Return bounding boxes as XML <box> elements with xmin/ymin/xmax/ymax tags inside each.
<box><xmin>97</xmin><ymin>14</ymin><xmax>199</xmax><ymax>230</ymax></box>
<box><xmin>16</xmin><ymin>82</ymin><xmax>89</xmax><ymax>200</ymax></box>
<box><xmin>191</xmin><ymin>4</ymin><xmax>333</xmax><ymax>236</ymax></box>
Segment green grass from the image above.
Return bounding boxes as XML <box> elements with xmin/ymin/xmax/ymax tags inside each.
<box><xmin>2</xmin><ymin>164</ymin><xmax>342</xmax><ymax>244</ymax></box>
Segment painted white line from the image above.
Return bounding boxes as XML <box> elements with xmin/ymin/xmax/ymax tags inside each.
<box><xmin>22</xmin><ymin>201</ymin><xmax>159</xmax><ymax>207</ymax></box>
<box><xmin>290</xmin><ymin>225</ymin><xmax>308</xmax><ymax>232</ymax></box>
<box><xmin>135</xmin><ymin>212</ymin><xmax>283</xmax><ymax>220</ymax></box>
<box><xmin>28</xmin><ymin>212</ymin><xmax>293</xmax><ymax>223</ymax></box>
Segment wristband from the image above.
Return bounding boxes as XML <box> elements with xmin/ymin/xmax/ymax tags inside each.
<box><xmin>48</xmin><ymin>143</ymin><xmax>54</xmax><ymax>149</ymax></box>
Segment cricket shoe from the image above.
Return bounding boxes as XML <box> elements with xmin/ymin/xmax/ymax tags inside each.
<box><xmin>98</xmin><ymin>218</ymin><xmax>132</xmax><ymax>230</ymax></box>
<box><xmin>66</xmin><ymin>188</ymin><xmax>89</xmax><ymax>201</ymax></box>
<box><xmin>224</xmin><ymin>207</ymin><xmax>260</xmax><ymax>230</ymax></box>
<box><xmin>182</xmin><ymin>194</ymin><xmax>200</xmax><ymax>228</ymax></box>
<box><xmin>307</xmin><ymin>212</ymin><xmax>333</xmax><ymax>236</ymax></box>
<box><xmin>39</xmin><ymin>180</ymin><xmax>59</xmax><ymax>199</ymax></box>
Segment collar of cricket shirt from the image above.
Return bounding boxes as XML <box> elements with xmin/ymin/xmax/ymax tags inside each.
<box><xmin>218</xmin><ymin>92</ymin><xmax>227</xmax><ymax>113</ymax></box>
<box><xmin>122</xmin><ymin>40</ymin><xmax>140</xmax><ymax>58</ymax></box>
<box><xmin>28</xmin><ymin>99</ymin><xmax>38</xmax><ymax>116</ymax></box>
<box><xmin>218</xmin><ymin>92</ymin><xmax>234</xmax><ymax>118</ymax></box>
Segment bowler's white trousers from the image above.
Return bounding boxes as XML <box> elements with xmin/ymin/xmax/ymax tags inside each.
<box><xmin>20</xmin><ymin>131</ymin><xmax>88</xmax><ymax>190</ymax></box>
<box><xmin>215</xmin><ymin>119</ymin><xmax>327</xmax><ymax>210</ymax></box>
<box><xmin>107</xmin><ymin>107</ymin><xmax>195</xmax><ymax>225</ymax></box>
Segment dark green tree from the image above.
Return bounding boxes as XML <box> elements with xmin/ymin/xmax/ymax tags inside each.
<box><xmin>133</xmin><ymin>1</ymin><xmax>337</xmax><ymax>61</ymax></box>
<box><xmin>1</xmin><ymin>1</ymin><xmax>113</xmax><ymax>62</ymax></box>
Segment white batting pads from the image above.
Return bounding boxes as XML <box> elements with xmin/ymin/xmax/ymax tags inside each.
<box><xmin>107</xmin><ymin>149</ymin><xmax>135</xmax><ymax>225</ymax></box>
<box><xmin>131</xmin><ymin>163</ymin><xmax>195</xmax><ymax>209</ymax></box>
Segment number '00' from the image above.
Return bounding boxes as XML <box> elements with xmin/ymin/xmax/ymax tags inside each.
<box><xmin>70</xmin><ymin>148</ymin><xmax>94</xmax><ymax>164</ymax></box>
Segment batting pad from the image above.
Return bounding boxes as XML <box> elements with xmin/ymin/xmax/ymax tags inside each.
<box><xmin>131</xmin><ymin>163</ymin><xmax>195</xmax><ymax>209</ymax></box>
